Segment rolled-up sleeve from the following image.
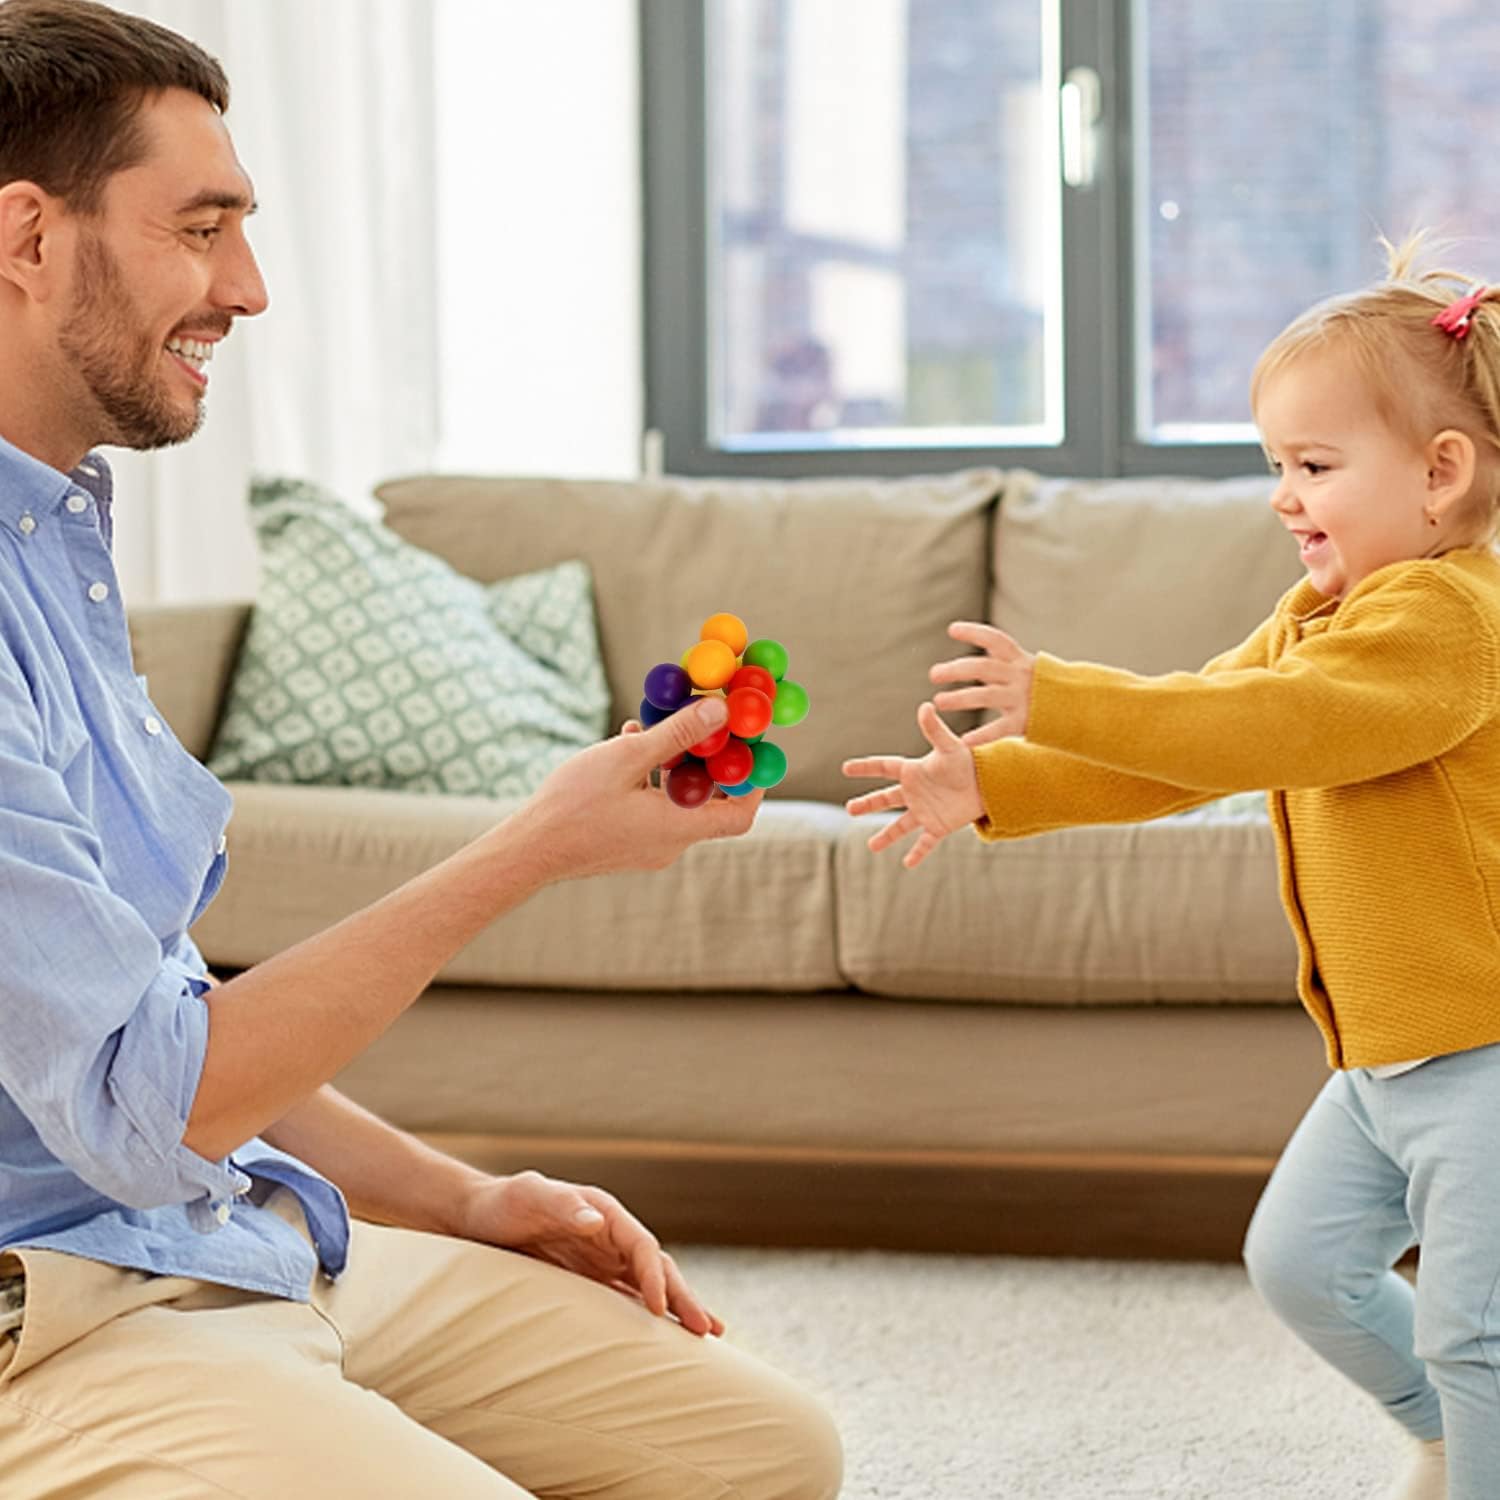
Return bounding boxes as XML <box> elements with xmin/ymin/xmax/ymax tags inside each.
<box><xmin>0</xmin><ymin>667</ymin><xmax>243</xmax><ymax>1212</ymax></box>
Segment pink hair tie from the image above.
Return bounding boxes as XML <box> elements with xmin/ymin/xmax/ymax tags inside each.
<box><xmin>1433</xmin><ymin>285</ymin><xmax>1488</xmax><ymax>340</ymax></box>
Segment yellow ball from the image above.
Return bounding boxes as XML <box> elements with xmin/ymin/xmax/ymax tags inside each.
<box><xmin>684</xmin><ymin>638</ymin><xmax>737</xmax><ymax>690</ymax></box>
<box><xmin>700</xmin><ymin>612</ymin><xmax>749</xmax><ymax>657</ymax></box>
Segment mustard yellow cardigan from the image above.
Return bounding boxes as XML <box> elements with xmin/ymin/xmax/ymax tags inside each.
<box><xmin>972</xmin><ymin>547</ymin><xmax>1500</xmax><ymax>1069</ymax></box>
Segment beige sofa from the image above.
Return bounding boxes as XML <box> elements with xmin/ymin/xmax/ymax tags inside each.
<box><xmin>128</xmin><ymin>467</ymin><xmax>1331</xmax><ymax>1260</ymax></box>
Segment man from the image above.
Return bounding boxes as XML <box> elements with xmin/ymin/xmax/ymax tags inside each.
<box><xmin>0</xmin><ymin>2</ymin><xmax>842</xmax><ymax>1495</ymax></box>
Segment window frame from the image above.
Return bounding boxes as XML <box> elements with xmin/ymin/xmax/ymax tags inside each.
<box><xmin>640</xmin><ymin>0</ymin><xmax>1264</xmax><ymax>479</ymax></box>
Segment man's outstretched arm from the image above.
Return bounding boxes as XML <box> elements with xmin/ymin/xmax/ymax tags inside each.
<box><xmin>185</xmin><ymin>696</ymin><xmax>755</xmax><ymax>1166</ymax></box>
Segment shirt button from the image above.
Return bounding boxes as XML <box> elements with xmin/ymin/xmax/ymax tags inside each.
<box><xmin>66</xmin><ymin>494</ymin><xmax>88</xmax><ymax>514</ymax></box>
<box><xmin>87</xmin><ymin>581</ymin><xmax>109</xmax><ymax>603</ymax></box>
<box><xmin>215</xmin><ymin>1202</ymin><xmax>231</xmax><ymax>1226</ymax></box>
<box><xmin>143</xmin><ymin>715</ymin><xmax>163</xmax><ymax>736</ymax></box>
<box><xmin>17</xmin><ymin>513</ymin><xmax>36</xmax><ymax>536</ymax></box>
<box><xmin>217</xmin><ymin>833</ymin><xmax>228</xmax><ymax>855</ymax></box>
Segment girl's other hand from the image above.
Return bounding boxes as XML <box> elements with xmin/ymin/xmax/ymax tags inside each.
<box><xmin>929</xmin><ymin>621</ymin><xmax>1036</xmax><ymax>747</ymax></box>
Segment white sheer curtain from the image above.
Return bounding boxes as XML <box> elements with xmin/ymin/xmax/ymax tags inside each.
<box><xmin>107</xmin><ymin>0</ymin><xmax>440</xmax><ymax>605</ymax></box>
<box><xmin>431</xmin><ymin>1</ymin><xmax>642</xmax><ymax>482</ymax></box>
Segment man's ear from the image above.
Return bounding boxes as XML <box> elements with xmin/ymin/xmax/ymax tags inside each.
<box><xmin>0</xmin><ymin>181</ymin><xmax>66</xmax><ymax>303</ymax></box>
<box><xmin>1424</xmin><ymin>428</ymin><xmax>1477</xmax><ymax>519</ymax></box>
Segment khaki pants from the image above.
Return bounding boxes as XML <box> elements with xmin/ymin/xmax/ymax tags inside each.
<box><xmin>0</xmin><ymin>1190</ymin><xmax>841</xmax><ymax>1499</ymax></box>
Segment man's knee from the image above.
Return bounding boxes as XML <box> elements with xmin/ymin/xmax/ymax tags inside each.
<box><xmin>776</xmin><ymin>1387</ymin><xmax>842</xmax><ymax>1500</ymax></box>
<box><xmin>750</xmin><ymin>1380</ymin><xmax>846</xmax><ymax>1500</ymax></box>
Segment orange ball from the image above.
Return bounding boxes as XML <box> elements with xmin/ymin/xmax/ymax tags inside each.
<box><xmin>700</xmin><ymin>612</ymin><xmax>749</xmax><ymax>656</ymax></box>
<box><xmin>684</xmin><ymin>638</ymin><xmax>737</xmax><ymax>690</ymax></box>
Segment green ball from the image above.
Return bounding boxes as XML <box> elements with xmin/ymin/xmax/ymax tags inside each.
<box><xmin>743</xmin><ymin>638</ymin><xmax>789</xmax><ymax>681</ymax></box>
<box><xmin>747</xmin><ymin>739</ymin><xmax>788</xmax><ymax>789</ymax></box>
<box><xmin>770</xmin><ymin>678</ymin><xmax>808</xmax><ymax>727</ymax></box>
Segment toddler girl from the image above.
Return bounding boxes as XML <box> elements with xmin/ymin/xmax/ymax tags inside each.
<box><xmin>844</xmin><ymin>236</ymin><xmax>1500</xmax><ymax>1500</ymax></box>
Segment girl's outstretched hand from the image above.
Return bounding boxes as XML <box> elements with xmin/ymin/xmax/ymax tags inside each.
<box><xmin>929</xmin><ymin>621</ymin><xmax>1036</xmax><ymax>747</ymax></box>
<box><xmin>842</xmin><ymin>701</ymin><xmax>985</xmax><ymax>869</ymax></box>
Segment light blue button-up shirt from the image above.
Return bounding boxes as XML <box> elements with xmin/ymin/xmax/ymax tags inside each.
<box><xmin>0</xmin><ymin>434</ymin><xmax>348</xmax><ymax>1298</ymax></box>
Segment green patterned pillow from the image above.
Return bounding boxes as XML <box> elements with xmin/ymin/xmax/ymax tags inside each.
<box><xmin>207</xmin><ymin>476</ymin><xmax>609</xmax><ymax>798</ymax></box>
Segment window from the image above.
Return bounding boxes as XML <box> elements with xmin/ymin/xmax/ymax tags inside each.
<box><xmin>708</xmin><ymin>0</ymin><xmax>1059</xmax><ymax>451</ymax></box>
<box><xmin>643</xmin><ymin>0</ymin><xmax>1500</xmax><ymax>478</ymax></box>
<box><xmin>1139</xmin><ymin>0</ymin><xmax>1500</xmax><ymax>442</ymax></box>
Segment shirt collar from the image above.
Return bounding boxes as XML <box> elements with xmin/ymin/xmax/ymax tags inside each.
<box><xmin>0</xmin><ymin>431</ymin><xmax>115</xmax><ymax>549</ymax></box>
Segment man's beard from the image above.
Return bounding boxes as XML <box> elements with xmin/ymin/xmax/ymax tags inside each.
<box><xmin>57</xmin><ymin>231</ymin><xmax>205</xmax><ymax>451</ymax></box>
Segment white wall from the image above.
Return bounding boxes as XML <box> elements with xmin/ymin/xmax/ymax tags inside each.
<box><xmin>433</xmin><ymin>0</ymin><xmax>643</xmax><ymax>480</ymax></box>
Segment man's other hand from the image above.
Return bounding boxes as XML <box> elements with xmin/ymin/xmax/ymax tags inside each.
<box><xmin>456</xmin><ymin>1169</ymin><xmax>724</xmax><ymax>1337</ymax></box>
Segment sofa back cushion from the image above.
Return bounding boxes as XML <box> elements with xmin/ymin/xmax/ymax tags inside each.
<box><xmin>992</xmin><ymin>471</ymin><xmax>1303</xmax><ymax>674</ymax></box>
<box><xmin>375</xmin><ymin>470</ymin><xmax>1000</xmax><ymax>802</ymax></box>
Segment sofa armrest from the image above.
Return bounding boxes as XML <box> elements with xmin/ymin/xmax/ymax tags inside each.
<box><xmin>127</xmin><ymin>600</ymin><xmax>252</xmax><ymax>761</ymax></box>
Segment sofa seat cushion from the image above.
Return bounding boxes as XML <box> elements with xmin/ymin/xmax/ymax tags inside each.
<box><xmin>191</xmin><ymin>785</ymin><xmax>846</xmax><ymax>991</ymax></box>
<box><xmin>333</xmin><ymin>986</ymin><xmax>1329</xmax><ymax>1157</ymax></box>
<box><xmin>835</xmin><ymin>803</ymin><xmax>1298</xmax><ymax>1003</ymax></box>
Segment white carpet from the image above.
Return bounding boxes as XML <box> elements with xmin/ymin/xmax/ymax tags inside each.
<box><xmin>674</xmin><ymin>1247</ymin><xmax>1410</xmax><ymax>1500</ymax></box>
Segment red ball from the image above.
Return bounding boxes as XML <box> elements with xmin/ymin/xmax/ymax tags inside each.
<box><xmin>689</xmin><ymin>721</ymin><xmax>732</xmax><ymax>758</ymax></box>
<box><xmin>725</xmin><ymin>686</ymin><xmax>773</xmax><ymax>739</ymax></box>
<box><xmin>666</xmin><ymin>761</ymin><xmax>715</xmax><ymax>808</ymax></box>
<box><xmin>660</xmin><ymin>750</ymin><xmax>686</xmax><ymax>772</ymax></box>
<box><xmin>706</xmin><ymin>737</ymin><xmax>754</xmax><ymax>787</ymax></box>
<box><xmin>728</xmin><ymin>664</ymin><xmax>777</xmax><ymax>702</ymax></box>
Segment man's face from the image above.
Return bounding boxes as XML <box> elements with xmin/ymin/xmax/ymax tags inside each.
<box><xmin>52</xmin><ymin>87</ymin><xmax>267</xmax><ymax>453</ymax></box>
<box><xmin>58</xmin><ymin>222</ymin><xmax>208</xmax><ymax>448</ymax></box>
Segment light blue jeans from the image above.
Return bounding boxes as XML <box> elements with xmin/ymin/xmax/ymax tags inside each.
<box><xmin>1243</xmin><ymin>1042</ymin><xmax>1500</xmax><ymax>1499</ymax></box>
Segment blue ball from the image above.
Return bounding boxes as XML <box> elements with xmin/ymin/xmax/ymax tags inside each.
<box><xmin>639</xmin><ymin>695</ymin><xmax>679</xmax><ymax>727</ymax></box>
<box><xmin>644</xmin><ymin>662</ymin><xmax>693</xmax><ymax>712</ymax></box>
<box><xmin>719</xmin><ymin>778</ymin><xmax>756</xmax><ymax>797</ymax></box>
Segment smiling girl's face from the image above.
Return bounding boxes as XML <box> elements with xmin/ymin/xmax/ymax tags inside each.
<box><xmin>1256</xmin><ymin>347</ymin><xmax>1453</xmax><ymax>600</ymax></box>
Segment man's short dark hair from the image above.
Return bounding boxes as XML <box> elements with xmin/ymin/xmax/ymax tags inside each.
<box><xmin>0</xmin><ymin>0</ymin><xmax>230</xmax><ymax>213</ymax></box>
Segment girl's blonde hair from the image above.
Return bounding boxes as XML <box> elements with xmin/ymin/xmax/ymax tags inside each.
<box><xmin>1250</xmin><ymin>232</ymin><xmax>1500</xmax><ymax>543</ymax></box>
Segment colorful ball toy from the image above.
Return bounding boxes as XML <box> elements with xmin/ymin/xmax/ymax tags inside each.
<box><xmin>640</xmin><ymin>612</ymin><xmax>811</xmax><ymax>807</ymax></box>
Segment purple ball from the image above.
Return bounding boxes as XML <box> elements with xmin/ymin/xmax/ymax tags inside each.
<box><xmin>639</xmin><ymin>695</ymin><xmax>679</xmax><ymax>727</ymax></box>
<box><xmin>644</xmin><ymin>661</ymin><xmax>693</xmax><ymax>712</ymax></box>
